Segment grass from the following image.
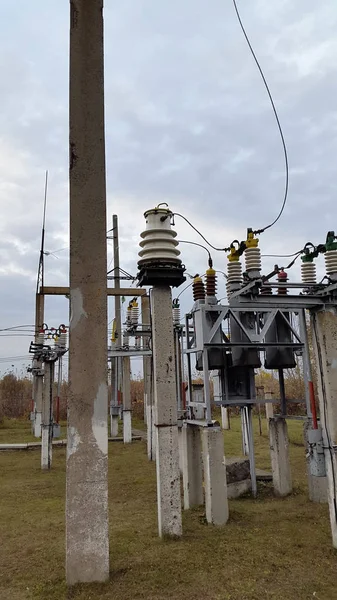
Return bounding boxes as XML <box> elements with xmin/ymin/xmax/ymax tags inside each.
<box><xmin>0</xmin><ymin>417</ymin><xmax>336</xmax><ymax>600</ymax></box>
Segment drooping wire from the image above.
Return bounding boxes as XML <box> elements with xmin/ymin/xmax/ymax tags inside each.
<box><xmin>178</xmin><ymin>240</ymin><xmax>213</xmax><ymax>265</ymax></box>
<box><xmin>232</xmin><ymin>0</ymin><xmax>289</xmax><ymax>235</ymax></box>
<box><xmin>173</xmin><ymin>213</ymin><xmax>230</xmax><ymax>252</ymax></box>
<box><xmin>262</xmin><ymin>250</ymin><xmax>304</xmax><ymax>258</ymax></box>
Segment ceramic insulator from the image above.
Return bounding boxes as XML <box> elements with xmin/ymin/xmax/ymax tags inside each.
<box><xmin>245</xmin><ymin>247</ymin><xmax>261</xmax><ymax>274</ymax></box>
<box><xmin>138</xmin><ymin>207</ymin><xmax>181</xmax><ymax>265</ymax></box>
<box><xmin>172</xmin><ymin>306</ymin><xmax>181</xmax><ymax>325</ymax></box>
<box><xmin>325</xmin><ymin>250</ymin><xmax>337</xmax><ymax>280</ymax></box>
<box><xmin>301</xmin><ymin>262</ymin><xmax>317</xmax><ymax>285</ymax></box>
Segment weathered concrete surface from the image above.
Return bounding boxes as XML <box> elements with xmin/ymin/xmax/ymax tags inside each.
<box><xmin>269</xmin><ymin>417</ymin><xmax>292</xmax><ymax>496</ymax></box>
<box><xmin>311</xmin><ymin>308</ymin><xmax>337</xmax><ymax>546</ymax></box>
<box><xmin>221</xmin><ymin>407</ymin><xmax>230</xmax><ymax>430</ymax></box>
<box><xmin>303</xmin><ymin>421</ymin><xmax>327</xmax><ymax>503</ymax></box>
<box><xmin>225</xmin><ymin>457</ymin><xmax>250</xmax><ymax>484</ymax></box>
<box><xmin>182</xmin><ymin>424</ymin><xmax>203</xmax><ymax>509</ymax></box>
<box><xmin>202</xmin><ymin>427</ymin><xmax>229</xmax><ymax>526</ymax></box>
<box><xmin>227</xmin><ymin>479</ymin><xmax>251</xmax><ymax>499</ymax></box>
<box><xmin>152</xmin><ymin>286</ymin><xmax>182</xmax><ymax>537</ymax></box>
<box><xmin>67</xmin><ymin>0</ymin><xmax>109</xmax><ymax>585</ymax></box>
<box><xmin>265</xmin><ymin>390</ymin><xmax>274</xmax><ymax>430</ymax></box>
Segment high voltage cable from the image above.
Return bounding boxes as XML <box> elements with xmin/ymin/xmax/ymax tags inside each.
<box><xmin>232</xmin><ymin>0</ymin><xmax>289</xmax><ymax>235</ymax></box>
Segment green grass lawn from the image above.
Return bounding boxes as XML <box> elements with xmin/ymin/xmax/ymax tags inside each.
<box><xmin>0</xmin><ymin>417</ymin><xmax>336</xmax><ymax>600</ymax></box>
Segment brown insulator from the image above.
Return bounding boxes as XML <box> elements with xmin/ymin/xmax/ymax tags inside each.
<box><xmin>206</xmin><ymin>268</ymin><xmax>217</xmax><ymax>297</ymax></box>
<box><xmin>277</xmin><ymin>269</ymin><xmax>288</xmax><ymax>295</ymax></box>
<box><xmin>193</xmin><ymin>275</ymin><xmax>205</xmax><ymax>301</ymax></box>
<box><xmin>260</xmin><ymin>282</ymin><xmax>273</xmax><ymax>295</ymax></box>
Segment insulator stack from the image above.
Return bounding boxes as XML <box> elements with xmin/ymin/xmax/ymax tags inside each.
<box><xmin>123</xmin><ymin>332</ymin><xmax>129</xmax><ymax>347</ymax></box>
<box><xmin>172</xmin><ymin>306</ymin><xmax>181</xmax><ymax>326</ymax></box>
<box><xmin>261</xmin><ymin>282</ymin><xmax>273</xmax><ymax>295</ymax></box>
<box><xmin>206</xmin><ymin>268</ymin><xmax>217</xmax><ymax>297</ymax></box>
<box><xmin>325</xmin><ymin>250</ymin><xmax>337</xmax><ymax>281</ymax></box>
<box><xmin>126</xmin><ymin>307</ymin><xmax>132</xmax><ymax>325</ymax></box>
<box><xmin>193</xmin><ymin>275</ymin><xmax>206</xmax><ymax>301</ymax></box>
<box><xmin>301</xmin><ymin>261</ymin><xmax>317</xmax><ymax>285</ymax></box>
<box><xmin>131</xmin><ymin>305</ymin><xmax>139</xmax><ymax>326</ymax></box>
<box><xmin>56</xmin><ymin>332</ymin><xmax>67</xmax><ymax>349</ymax></box>
<box><xmin>277</xmin><ymin>269</ymin><xmax>288</xmax><ymax>295</ymax></box>
<box><xmin>245</xmin><ymin>247</ymin><xmax>261</xmax><ymax>277</ymax></box>
<box><xmin>227</xmin><ymin>261</ymin><xmax>242</xmax><ymax>297</ymax></box>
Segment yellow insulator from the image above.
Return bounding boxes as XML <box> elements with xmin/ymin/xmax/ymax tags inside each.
<box><xmin>193</xmin><ymin>275</ymin><xmax>205</xmax><ymax>301</ymax></box>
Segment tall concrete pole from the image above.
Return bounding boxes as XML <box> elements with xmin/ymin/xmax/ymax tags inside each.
<box><xmin>67</xmin><ymin>0</ymin><xmax>109</xmax><ymax>585</ymax></box>
<box><xmin>151</xmin><ymin>286</ymin><xmax>182</xmax><ymax>537</ymax></box>
<box><xmin>33</xmin><ymin>293</ymin><xmax>44</xmax><ymax>437</ymax></box>
<box><xmin>122</xmin><ymin>356</ymin><xmax>132</xmax><ymax>443</ymax></box>
<box><xmin>110</xmin><ymin>214</ymin><xmax>122</xmax><ymax>437</ymax></box>
<box><xmin>311</xmin><ymin>308</ymin><xmax>337</xmax><ymax>546</ymax></box>
<box><xmin>142</xmin><ymin>295</ymin><xmax>155</xmax><ymax>459</ymax></box>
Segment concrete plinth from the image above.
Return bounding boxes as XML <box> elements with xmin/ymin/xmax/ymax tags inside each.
<box><xmin>202</xmin><ymin>427</ymin><xmax>229</xmax><ymax>525</ymax></box>
<box><xmin>122</xmin><ymin>357</ymin><xmax>132</xmax><ymax>444</ymax></box>
<box><xmin>123</xmin><ymin>410</ymin><xmax>132</xmax><ymax>444</ymax></box>
<box><xmin>34</xmin><ymin>412</ymin><xmax>42</xmax><ymax>438</ymax></box>
<box><xmin>182</xmin><ymin>424</ymin><xmax>203</xmax><ymax>509</ymax></box>
<box><xmin>303</xmin><ymin>421</ymin><xmax>327</xmax><ymax>503</ymax></box>
<box><xmin>221</xmin><ymin>407</ymin><xmax>230</xmax><ymax>430</ymax></box>
<box><xmin>110</xmin><ymin>415</ymin><xmax>119</xmax><ymax>438</ymax></box>
<box><xmin>152</xmin><ymin>286</ymin><xmax>182</xmax><ymax>537</ymax></box>
<box><xmin>269</xmin><ymin>417</ymin><xmax>292</xmax><ymax>496</ymax></box>
<box><xmin>41</xmin><ymin>362</ymin><xmax>54</xmax><ymax>470</ymax></box>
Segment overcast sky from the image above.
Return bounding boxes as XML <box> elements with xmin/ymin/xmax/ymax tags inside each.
<box><xmin>1</xmin><ymin>0</ymin><xmax>336</xmax><ymax>374</ymax></box>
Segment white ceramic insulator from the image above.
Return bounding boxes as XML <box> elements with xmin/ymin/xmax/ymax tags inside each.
<box><xmin>245</xmin><ymin>247</ymin><xmax>261</xmax><ymax>273</ymax></box>
<box><xmin>301</xmin><ymin>262</ymin><xmax>317</xmax><ymax>285</ymax></box>
<box><xmin>126</xmin><ymin>310</ymin><xmax>132</xmax><ymax>325</ymax></box>
<box><xmin>131</xmin><ymin>306</ymin><xmax>139</xmax><ymax>325</ymax></box>
<box><xmin>325</xmin><ymin>250</ymin><xmax>337</xmax><ymax>279</ymax></box>
<box><xmin>172</xmin><ymin>307</ymin><xmax>181</xmax><ymax>325</ymax></box>
<box><xmin>138</xmin><ymin>207</ymin><xmax>181</xmax><ymax>264</ymax></box>
<box><xmin>227</xmin><ymin>261</ymin><xmax>243</xmax><ymax>285</ymax></box>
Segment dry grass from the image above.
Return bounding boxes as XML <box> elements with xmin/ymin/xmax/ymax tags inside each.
<box><xmin>0</xmin><ymin>418</ymin><xmax>336</xmax><ymax>600</ymax></box>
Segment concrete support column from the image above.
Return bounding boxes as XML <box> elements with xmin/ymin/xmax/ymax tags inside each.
<box><xmin>34</xmin><ymin>369</ymin><xmax>43</xmax><ymax>438</ymax></box>
<box><xmin>202</xmin><ymin>426</ymin><xmax>228</xmax><ymax>525</ymax></box>
<box><xmin>221</xmin><ymin>407</ymin><xmax>230</xmax><ymax>430</ymax></box>
<box><xmin>269</xmin><ymin>417</ymin><xmax>292</xmax><ymax>496</ymax></box>
<box><xmin>182</xmin><ymin>424</ymin><xmax>203</xmax><ymax>509</ymax></box>
<box><xmin>265</xmin><ymin>390</ymin><xmax>274</xmax><ymax>431</ymax></box>
<box><xmin>241</xmin><ymin>408</ymin><xmax>249</xmax><ymax>456</ymax></box>
<box><xmin>311</xmin><ymin>308</ymin><xmax>337</xmax><ymax>546</ymax></box>
<box><xmin>142</xmin><ymin>295</ymin><xmax>155</xmax><ymax>459</ymax></box>
<box><xmin>41</xmin><ymin>361</ymin><xmax>54</xmax><ymax>470</ymax></box>
<box><xmin>123</xmin><ymin>357</ymin><xmax>132</xmax><ymax>443</ymax></box>
<box><xmin>152</xmin><ymin>286</ymin><xmax>182</xmax><ymax>537</ymax></box>
<box><xmin>67</xmin><ymin>0</ymin><xmax>109</xmax><ymax>585</ymax></box>
<box><xmin>110</xmin><ymin>358</ymin><xmax>119</xmax><ymax>437</ymax></box>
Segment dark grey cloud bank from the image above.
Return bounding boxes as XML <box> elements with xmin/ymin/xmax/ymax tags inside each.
<box><xmin>1</xmin><ymin>0</ymin><xmax>336</xmax><ymax>370</ymax></box>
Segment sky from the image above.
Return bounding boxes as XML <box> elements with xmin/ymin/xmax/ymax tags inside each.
<box><xmin>1</xmin><ymin>0</ymin><xmax>337</xmax><ymax>375</ymax></box>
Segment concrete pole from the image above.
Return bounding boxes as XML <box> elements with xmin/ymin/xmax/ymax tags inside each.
<box><xmin>182</xmin><ymin>423</ymin><xmax>203</xmax><ymax>509</ymax></box>
<box><xmin>221</xmin><ymin>407</ymin><xmax>230</xmax><ymax>430</ymax></box>
<box><xmin>202</xmin><ymin>426</ymin><xmax>229</xmax><ymax>525</ymax></box>
<box><xmin>240</xmin><ymin>407</ymin><xmax>249</xmax><ymax>456</ymax></box>
<box><xmin>110</xmin><ymin>358</ymin><xmax>119</xmax><ymax>437</ymax></box>
<box><xmin>151</xmin><ymin>286</ymin><xmax>182</xmax><ymax>537</ymax></box>
<box><xmin>33</xmin><ymin>293</ymin><xmax>44</xmax><ymax>437</ymax></box>
<box><xmin>41</xmin><ymin>361</ymin><xmax>54</xmax><ymax>470</ymax></box>
<box><xmin>265</xmin><ymin>389</ymin><xmax>274</xmax><ymax>430</ymax></box>
<box><xmin>67</xmin><ymin>0</ymin><xmax>109</xmax><ymax>585</ymax></box>
<box><xmin>123</xmin><ymin>357</ymin><xmax>132</xmax><ymax>443</ymax></box>
<box><xmin>311</xmin><ymin>308</ymin><xmax>337</xmax><ymax>546</ymax></box>
<box><xmin>269</xmin><ymin>417</ymin><xmax>292</xmax><ymax>496</ymax></box>
<box><xmin>142</xmin><ymin>295</ymin><xmax>155</xmax><ymax>459</ymax></box>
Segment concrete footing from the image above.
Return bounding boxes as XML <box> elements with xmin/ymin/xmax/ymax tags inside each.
<box><xmin>303</xmin><ymin>421</ymin><xmax>327</xmax><ymax>503</ymax></box>
<box><xmin>123</xmin><ymin>410</ymin><xmax>132</xmax><ymax>444</ymax></box>
<box><xmin>221</xmin><ymin>407</ymin><xmax>230</xmax><ymax>430</ymax></box>
<box><xmin>155</xmin><ymin>425</ymin><xmax>182</xmax><ymax>536</ymax></box>
<box><xmin>202</xmin><ymin>427</ymin><xmax>229</xmax><ymax>525</ymax></box>
<box><xmin>41</xmin><ymin>426</ymin><xmax>51</xmax><ymax>470</ymax></box>
<box><xmin>269</xmin><ymin>417</ymin><xmax>292</xmax><ymax>496</ymax></box>
<box><xmin>110</xmin><ymin>415</ymin><xmax>119</xmax><ymax>438</ymax></box>
<box><xmin>34</xmin><ymin>412</ymin><xmax>42</xmax><ymax>438</ymax></box>
<box><xmin>182</xmin><ymin>424</ymin><xmax>203</xmax><ymax>509</ymax></box>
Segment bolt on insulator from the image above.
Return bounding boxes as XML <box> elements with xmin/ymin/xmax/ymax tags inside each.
<box><xmin>301</xmin><ymin>260</ymin><xmax>317</xmax><ymax>285</ymax></box>
<box><xmin>193</xmin><ymin>275</ymin><xmax>205</xmax><ymax>301</ymax></box>
<box><xmin>205</xmin><ymin>267</ymin><xmax>217</xmax><ymax>297</ymax></box>
<box><xmin>277</xmin><ymin>269</ymin><xmax>288</xmax><ymax>295</ymax></box>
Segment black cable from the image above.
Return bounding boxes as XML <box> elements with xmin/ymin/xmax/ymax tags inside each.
<box><xmin>262</xmin><ymin>250</ymin><xmax>303</xmax><ymax>258</ymax></box>
<box><xmin>178</xmin><ymin>240</ymin><xmax>213</xmax><ymax>265</ymax></box>
<box><xmin>232</xmin><ymin>0</ymin><xmax>289</xmax><ymax>234</ymax></box>
<box><xmin>173</xmin><ymin>213</ymin><xmax>230</xmax><ymax>252</ymax></box>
